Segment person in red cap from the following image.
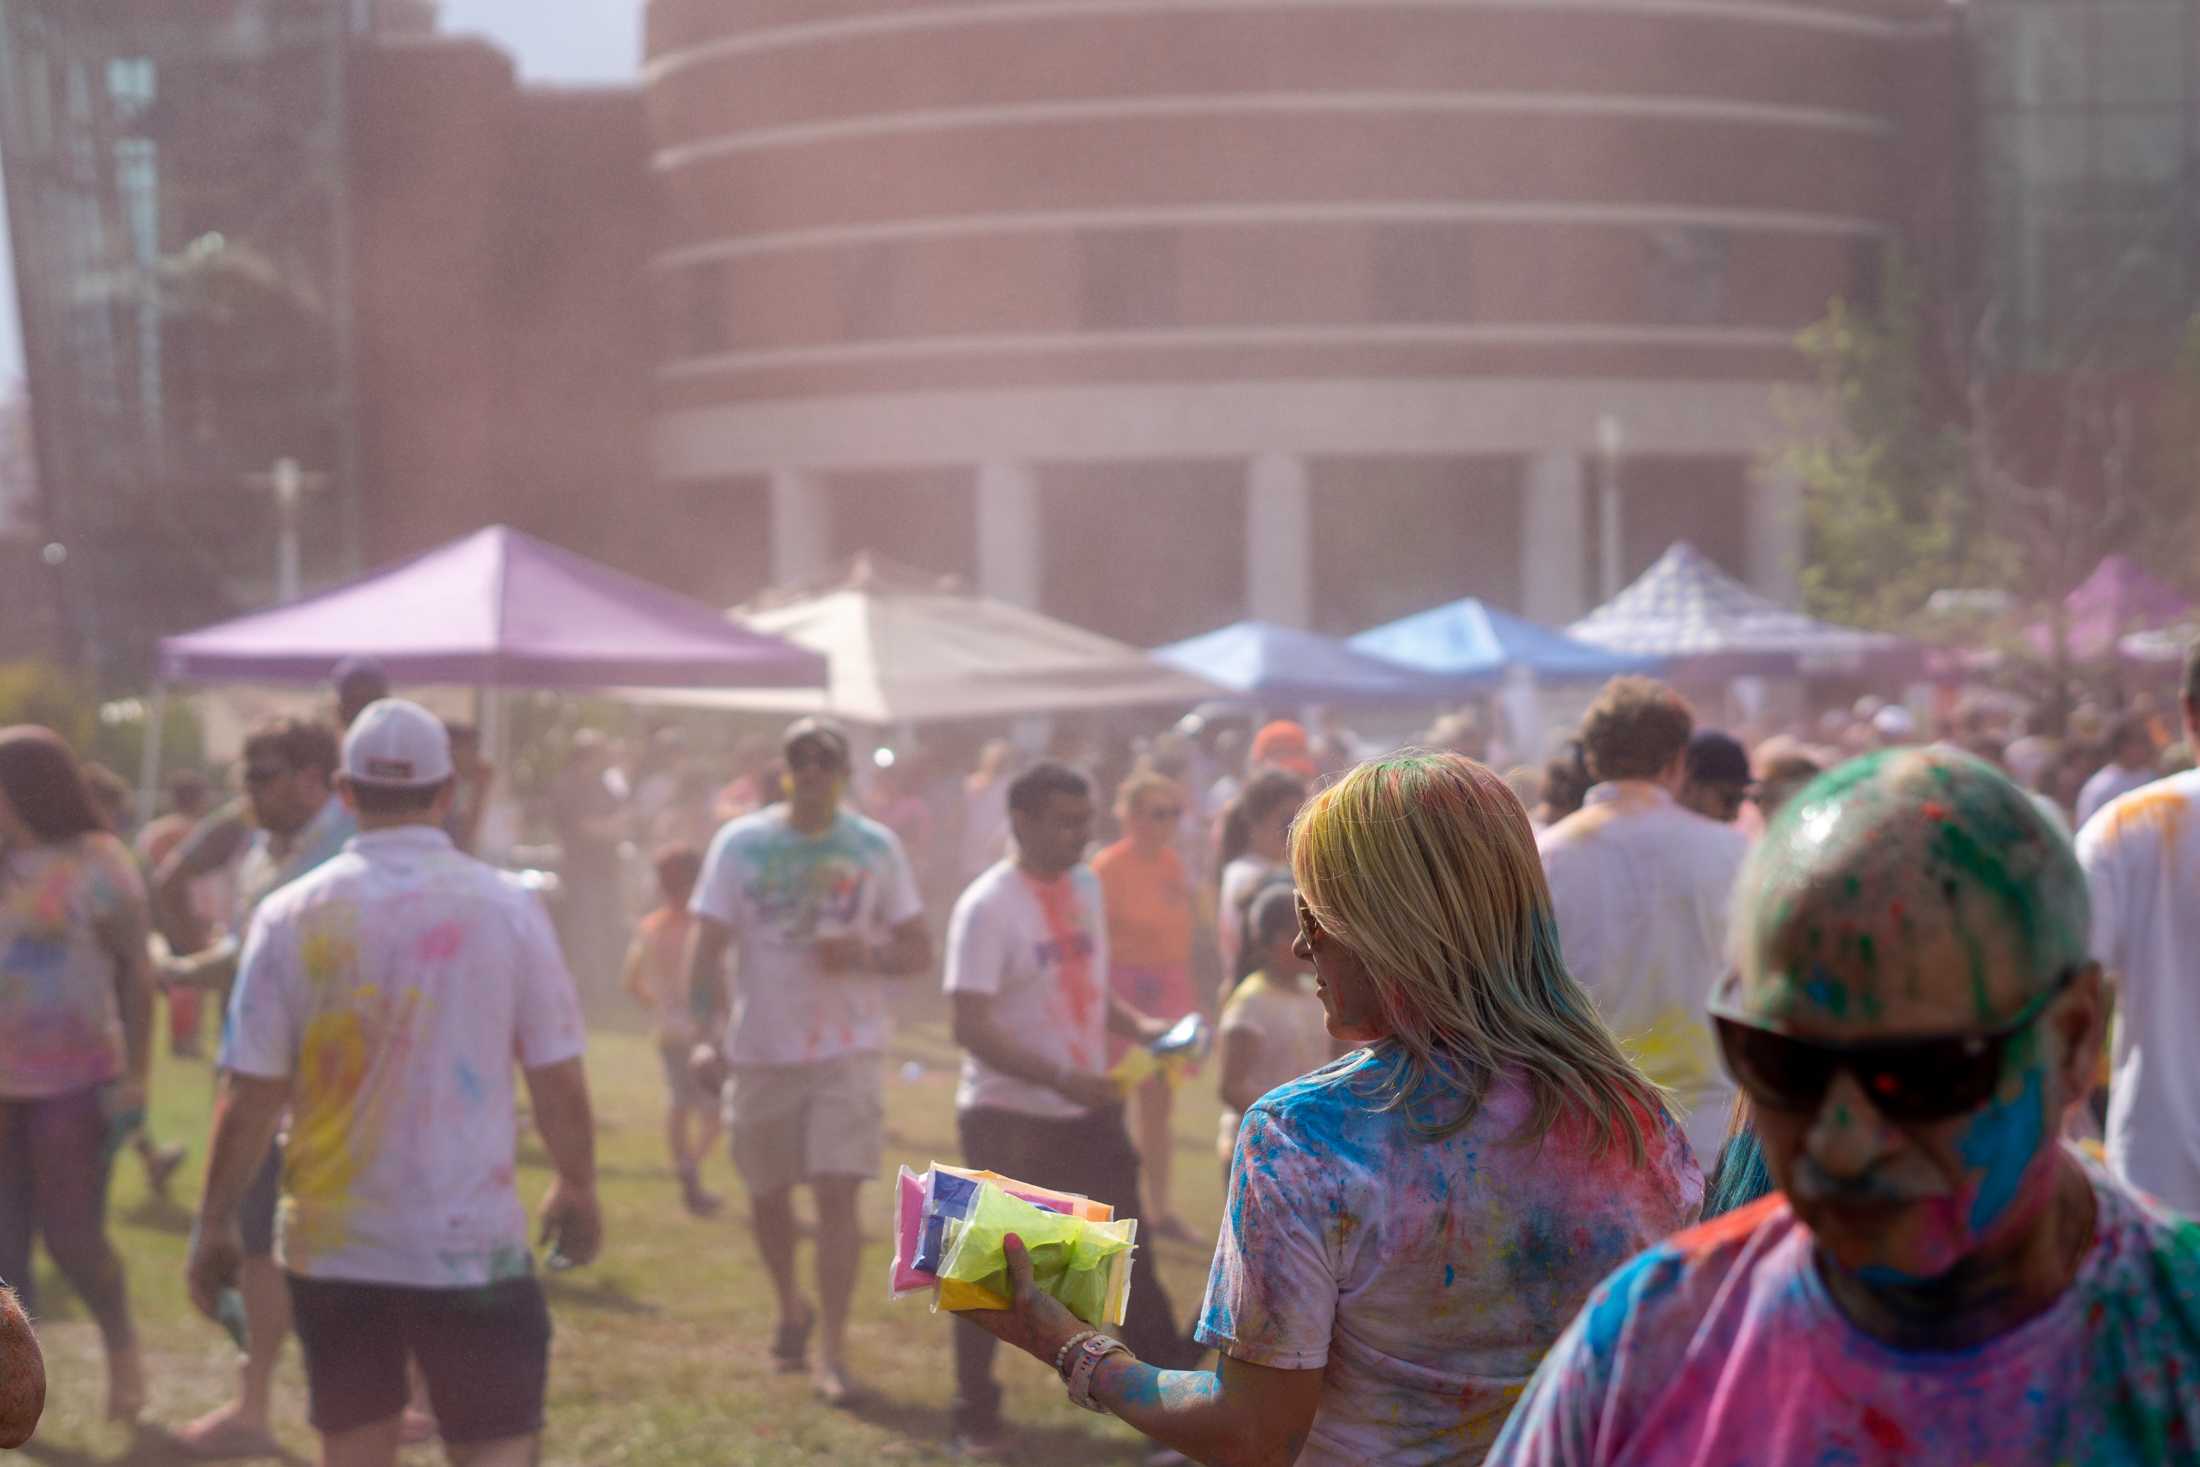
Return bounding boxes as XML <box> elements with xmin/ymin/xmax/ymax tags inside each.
<box><xmin>1250</xmin><ymin>721</ymin><xmax>1319</xmax><ymax>782</ymax></box>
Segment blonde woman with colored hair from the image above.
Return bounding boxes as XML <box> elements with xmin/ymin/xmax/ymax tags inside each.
<box><xmin>962</xmin><ymin>751</ymin><xmax>1701</xmax><ymax>1466</ymax></box>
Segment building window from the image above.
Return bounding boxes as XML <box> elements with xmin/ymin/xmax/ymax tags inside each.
<box><xmin>1078</xmin><ymin>229</ymin><xmax>1177</xmax><ymax>329</ymax></box>
<box><xmin>1368</xmin><ymin>223</ymin><xmax>1472</xmax><ymax>322</ymax></box>
<box><xmin>1970</xmin><ymin>0</ymin><xmax>2198</xmax><ymax>366</ymax></box>
<box><xmin>1643</xmin><ymin>225</ymin><xmax>1730</xmax><ymax>325</ymax></box>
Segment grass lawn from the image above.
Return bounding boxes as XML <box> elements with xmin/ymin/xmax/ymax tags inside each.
<box><xmin>21</xmin><ymin>1003</ymin><xmax>1234</xmax><ymax>1466</ymax></box>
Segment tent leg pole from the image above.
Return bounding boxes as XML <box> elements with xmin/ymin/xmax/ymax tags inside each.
<box><xmin>136</xmin><ymin>684</ymin><xmax>168</xmax><ymax>829</ymax></box>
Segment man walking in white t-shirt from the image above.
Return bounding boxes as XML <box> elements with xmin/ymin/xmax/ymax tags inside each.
<box><xmin>943</xmin><ymin>761</ymin><xmax>1202</xmax><ymax>1457</ymax></box>
<box><xmin>1537</xmin><ymin>677</ymin><xmax>1749</xmax><ymax>1167</ymax></box>
<box><xmin>2078</xmin><ymin>639</ymin><xmax>2200</xmax><ymax>1217</ymax></box>
<box><xmin>187</xmin><ymin>700</ymin><xmax>598</xmax><ymax>1467</ymax></box>
<box><xmin>684</xmin><ymin>718</ymin><xmax>931</xmax><ymax>1405</ymax></box>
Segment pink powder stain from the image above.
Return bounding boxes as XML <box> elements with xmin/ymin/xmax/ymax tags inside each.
<box><xmin>1861</xmin><ymin>1405</ymin><xmax>1909</xmax><ymax>1452</ymax></box>
<box><xmin>416</xmin><ymin>921</ymin><xmax>466</xmax><ymax>963</ymax></box>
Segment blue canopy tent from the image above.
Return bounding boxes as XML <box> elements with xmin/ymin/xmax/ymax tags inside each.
<box><xmin>1350</xmin><ymin>599</ymin><xmax>1664</xmax><ymax>684</ymax></box>
<box><xmin>1151</xmin><ymin>620</ymin><xmax>1461</xmax><ymax>704</ymax></box>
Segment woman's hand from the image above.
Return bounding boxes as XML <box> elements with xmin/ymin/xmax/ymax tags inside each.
<box><xmin>959</xmin><ymin>1233</ymin><xmax>1089</xmax><ymax>1366</ymax></box>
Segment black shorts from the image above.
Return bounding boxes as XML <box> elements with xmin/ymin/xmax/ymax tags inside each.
<box><xmin>287</xmin><ymin>1273</ymin><xmax>552</xmax><ymax>1443</ymax></box>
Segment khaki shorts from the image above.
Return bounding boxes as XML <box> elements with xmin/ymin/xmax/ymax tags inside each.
<box><xmin>727</xmin><ymin>1053</ymin><xmax>883</xmax><ymax>1196</ymax></box>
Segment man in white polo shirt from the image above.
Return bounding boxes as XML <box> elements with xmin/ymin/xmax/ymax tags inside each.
<box><xmin>187</xmin><ymin>700</ymin><xmax>597</xmax><ymax>1467</ymax></box>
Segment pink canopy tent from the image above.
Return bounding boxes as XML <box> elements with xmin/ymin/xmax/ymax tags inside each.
<box><xmin>156</xmin><ymin>525</ymin><xmax>825</xmax><ymax>690</ymax></box>
<box><xmin>2027</xmin><ymin>555</ymin><xmax>2192</xmax><ymax>663</ymax></box>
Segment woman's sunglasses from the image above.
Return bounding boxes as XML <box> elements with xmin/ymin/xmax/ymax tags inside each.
<box><xmin>1709</xmin><ymin>968</ymin><xmax>2075</xmax><ymax>1125</ymax></box>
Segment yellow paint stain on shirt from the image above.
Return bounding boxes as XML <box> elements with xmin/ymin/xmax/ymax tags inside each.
<box><xmin>282</xmin><ymin>983</ymin><xmax>420</xmax><ymax>1267</ymax></box>
<box><xmin>2105</xmin><ymin>786</ymin><xmax>2188</xmax><ymax>852</ymax></box>
<box><xmin>299</xmin><ymin>907</ymin><xmax>361</xmax><ymax>990</ymax></box>
<box><xmin>1625</xmin><ymin>1005</ymin><xmax>1717</xmax><ymax>1096</ymax></box>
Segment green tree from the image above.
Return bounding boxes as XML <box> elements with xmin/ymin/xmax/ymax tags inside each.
<box><xmin>1786</xmin><ymin>254</ymin><xmax>2197</xmax><ymax>641</ymax></box>
<box><xmin>1782</xmin><ymin>261</ymin><xmax>1983</xmax><ymax>631</ymax></box>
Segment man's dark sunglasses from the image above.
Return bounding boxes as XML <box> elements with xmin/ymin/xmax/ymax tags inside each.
<box><xmin>1140</xmin><ymin>805</ymin><xmax>1184</xmax><ymax>822</ymax></box>
<box><xmin>242</xmin><ymin>763</ymin><xmax>290</xmax><ymax>786</ymax></box>
<box><xmin>1710</xmin><ymin>968</ymin><xmax>2076</xmax><ymax>1125</ymax></box>
<box><xmin>784</xmin><ymin>747</ymin><xmax>843</xmax><ymax>772</ymax></box>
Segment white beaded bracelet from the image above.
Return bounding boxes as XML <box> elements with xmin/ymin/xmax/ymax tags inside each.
<box><xmin>1066</xmin><ymin>1333</ymin><xmax>1133</xmax><ymax>1413</ymax></box>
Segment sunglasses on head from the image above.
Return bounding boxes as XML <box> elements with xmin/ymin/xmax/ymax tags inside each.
<box><xmin>1710</xmin><ymin>968</ymin><xmax>2076</xmax><ymax>1125</ymax></box>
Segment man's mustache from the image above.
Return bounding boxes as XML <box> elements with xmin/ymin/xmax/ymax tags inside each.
<box><xmin>1788</xmin><ymin>1156</ymin><xmax>1938</xmax><ymax>1206</ymax></box>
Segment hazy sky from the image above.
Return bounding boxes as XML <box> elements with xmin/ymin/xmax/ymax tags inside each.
<box><xmin>0</xmin><ymin>1</ymin><xmax>643</xmax><ymax>378</ymax></box>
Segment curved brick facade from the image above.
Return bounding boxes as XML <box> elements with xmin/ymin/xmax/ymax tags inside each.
<box><xmin>642</xmin><ymin>0</ymin><xmax>1948</xmax><ymax>641</ymax></box>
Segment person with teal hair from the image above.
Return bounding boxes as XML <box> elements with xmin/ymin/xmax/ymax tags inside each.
<box><xmin>1492</xmin><ymin>749</ymin><xmax>2200</xmax><ymax>1466</ymax></box>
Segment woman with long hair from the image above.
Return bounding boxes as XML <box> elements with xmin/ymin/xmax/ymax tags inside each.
<box><xmin>963</xmin><ymin>751</ymin><xmax>1701</xmax><ymax>1465</ymax></box>
<box><xmin>0</xmin><ymin>727</ymin><xmax>153</xmax><ymax>1419</ymax></box>
<box><xmin>1212</xmin><ymin>769</ymin><xmax>1308</xmax><ymax>989</ymax></box>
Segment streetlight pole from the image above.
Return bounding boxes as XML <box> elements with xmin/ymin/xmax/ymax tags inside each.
<box><xmin>245</xmin><ymin>456</ymin><xmax>326</xmax><ymax>604</ymax></box>
<box><xmin>274</xmin><ymin>456</ymin><xmax>302</xmax><ymax>603</ymax></box>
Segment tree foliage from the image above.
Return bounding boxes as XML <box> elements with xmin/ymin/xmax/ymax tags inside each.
<box><xmin>1785</xmin><ymin>254</ymin><xmax>2200</xmax><ymax>635</ymax></box>
<box><xmin>1782</xmin><ymin>262</ymin><xmax>1987</xmax><ymax>631</ymax></box>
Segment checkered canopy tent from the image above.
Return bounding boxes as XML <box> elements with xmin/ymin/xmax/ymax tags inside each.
<box><xmin>1568</xmin><ymin>541</ymin><xmax>1919</xmax><ymax>679</ymax></box>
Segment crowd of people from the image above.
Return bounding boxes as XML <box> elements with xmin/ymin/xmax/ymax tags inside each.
<box><xmin>2</xmin><ymin>638</ymin><xmax>2199</xmax><ymax>1463</ymax></box>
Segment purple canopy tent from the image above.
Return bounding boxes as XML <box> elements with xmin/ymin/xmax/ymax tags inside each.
<box><xmin>156</xmin><ymin>525</ymin><xmax>825</xmax><ymax>689</ymax></box>
<box><xmin>141</xmin><ymin>526</ymin><xmax>825</xmax><ymax>818</ymax></box>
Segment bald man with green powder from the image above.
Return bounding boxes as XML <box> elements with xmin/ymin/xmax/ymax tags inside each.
<box><xmin>1491</xmin><ymin>749</ymin><xmax>2200</xmax><ymax>1466</ymax></box>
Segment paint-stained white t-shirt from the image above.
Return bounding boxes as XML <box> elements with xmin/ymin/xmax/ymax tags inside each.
<box><xmin>223</xmin><ymin>826</ymin><xmax>586</xmax><ymax>1288</ymax></box>
<box><xmin>2078</xmin><ymin>768</ymin><xmax>2200</xmax><ymax>1217</ymax></box>
<box><xmin>690</xmin><ymin>806</ymin><xmax>924</xmax><ymax>1067</ymax></box>
<box><xmin>1537</xmin><ymin>783</ymin><xmax>1747</xmax><ymax>1166</ymax></box>
<box><xmin>944</xmin><ymin>860</ymin><xmax>1110</xmax><ymax>1120</ymax></box>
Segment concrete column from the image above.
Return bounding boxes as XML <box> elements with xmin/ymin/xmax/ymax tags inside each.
<box><xmin>1748</xmin><ymin>463</ymin><xmax>1806</xmax><ymax>607</ymax></box>
<box><xmin>1245</xmin><ymin>452</ymin><xmax>1313</xmax><ymax>627</ymax></box>
<box><xmin>976</xmin><ymin>460</ymin><xmax>1042</xmax><ymax>608</ymax></box>
<box><xmin>1520</xmin><ymin>450</ymin><xmax>1589</xmax><ymax>625</ymax></box>
<box><xmin>769</xmin><ymin>468</ymin><xmax>830</xmax><ymax>590</ymax></box>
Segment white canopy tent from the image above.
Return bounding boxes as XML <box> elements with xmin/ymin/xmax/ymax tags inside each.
<box><xmin>626</xmin><ymin>577</ymin><xmax>1219</xmax><ymax>725</ymax></box>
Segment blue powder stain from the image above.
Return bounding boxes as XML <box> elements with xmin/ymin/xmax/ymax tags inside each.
<box><xmin>455</xmin><ymin>1060</ymin><xmax>486</xmax><ymax>1107</ymax></box>
<box><xmin>1858</xmin><ymin>1263</ymin><xmax>1927</xmax><ymax>1288</ymax></box>
<box><xmin>1801</xmin><ymin>965</ymin><xmax>1850</xmax><ymax>1018</ymax></box>
<box><xmin>1958</xmin><ymin>1064</ymin><xmax>2045</xmax><ymax>1234</ymax></box>
<box><xmin>1582</xmin><ymin>1249</ymin><xmax>1682</xmax><ymax>1359</ymax></box>
<box><xmin>1444</xmin><ymin>1263</ymin><xmax>1455</xmax><ymax>1288</ymax></box>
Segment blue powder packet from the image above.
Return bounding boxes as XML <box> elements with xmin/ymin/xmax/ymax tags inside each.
<box><xmin>914</xmin><ymin>1170</ymin><xmax>985</xmax><ymax>1275</ymax></box>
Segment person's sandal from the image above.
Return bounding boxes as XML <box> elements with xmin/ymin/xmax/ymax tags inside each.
<box><xmin>771</xmin><ymin>1304</ymin><xmax>814</xmax><ymax>1373</ymax></box>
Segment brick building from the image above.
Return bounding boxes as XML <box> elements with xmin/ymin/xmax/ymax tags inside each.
<box><xmin>641</xmin><ymin>0</ymin><xmax>1963</xmax><ymax>644</ymax></box>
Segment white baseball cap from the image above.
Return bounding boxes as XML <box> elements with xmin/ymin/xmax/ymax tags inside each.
<box><xmin>341</xmin><ymin>698</ymin><xmax>454</xmax><ymax>788</ymax></box>
<box><xmin>1872</xmin><ymin>705</ymin><xmax>1918</xmax><ymax>740</ymax></box>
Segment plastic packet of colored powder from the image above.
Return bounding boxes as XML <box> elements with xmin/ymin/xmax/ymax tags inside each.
<box><xmin>933</xmin><ymin>1182</ymin><xmax>1137</xmax><ymax>1327</ymax></box>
